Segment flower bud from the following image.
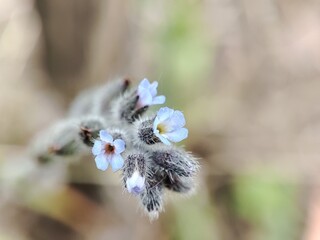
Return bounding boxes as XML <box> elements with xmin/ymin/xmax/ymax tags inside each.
<box><xmin>150</xmin><ymin>148</ymin><xmax>199</xmax><ymax>178</ymax></box>
<box><xmin>69</xmin><ymin>78</ymin><xmax>130</xmax><ymax>117</ymax></box>
<box><xmin>79</xmin><ymin>116</ymin><xmax>105</xmax><ymax>147</ymax></box>
<box><xmin>122</xmin><ymin>153</ymin><xmax>146</xmax><ymax>194</ymax></box>
<box><xmin>163</xmin><ymin>174</ymin><xmax>195</xmax><ymax>193</ymax></box>
<box><xmin>111</xmin><ymin>91</ymin><xmax>148</xmax><ymax>124</ymax></box>
<box><xmin>126</xmin><ymin>171</ymin><xmax>145</xmax><ymax>195</ymax></box>
<box><xmin>31</xmin><ymin>119</ymin><xmax>81</xmax><ymax>163</ymax></box>
<box><xmin>136</xmin><ymin>119</ymin><xmax>161</xmax><ymax>145</ymax></box>
<box><xmin>139</xmin><ymin>173</ymin><xmax>164</xmax><ymax>219</ymax></box>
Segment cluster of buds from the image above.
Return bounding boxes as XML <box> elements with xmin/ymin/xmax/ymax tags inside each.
<box><xmin>31</xmin><ymin>78</ymin><xmax>199</xmax><ymax>219</ymax></box>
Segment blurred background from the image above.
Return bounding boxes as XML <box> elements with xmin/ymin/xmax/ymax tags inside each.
<box><xmin>1</xmin><ymin>0</ymin><xmax>320</xmax><ymax>239</ymax></box>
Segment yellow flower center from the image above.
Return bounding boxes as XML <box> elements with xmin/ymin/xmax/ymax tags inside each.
<box><xmin>157</xmin><ymin>124</ymin><xmax>166</xmax><ymax>134</ymax></box>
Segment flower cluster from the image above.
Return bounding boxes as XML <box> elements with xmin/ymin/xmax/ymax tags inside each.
<box><xmin>31</xmin><ymin>77</ymin><xmax>199</xmax><ymax>219</ymax></box>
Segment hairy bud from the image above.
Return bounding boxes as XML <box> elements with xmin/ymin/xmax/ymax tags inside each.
<box><xmin>122</xmin><ymin>152</ymin><xmax>146</xmax><ymax>194</ymax></box>
<box><xmin>79</xmin><ymin>116</ymin><xmax>106</xmax><ymax>147</ymax></box>
<box><xmin>135</xmin><ymin>118</ymin><xmax>161</xmax><ymax>145</ymax></box>
<box><xmin>150</xmin><ymin>148</ymin><xmax>199</xmax><ymax>177</ymax></box>
<box><xmin>139</xmin><ymin>170</ymin><xmax>164</xmax><ymax>219</ymax></box>
<box><xmin>93</xmin><ymin>78</ymin><xmax>131</xmax><ymax>116</ymax></box>
<box><xmin>31</xmin><ymin>119</ymin><xmax>81</xmax><ymax>163</ymax></box>
<box><xmin>111</xmin><ymin>90</ymin><xmax>149</xmax><ymax>124</ymax></box>
<box><xmin>163</xmin><ymin>174</ymin><xmax>195</xmax><ymax>193</ymax></box>
<box><xmin>69</xmin><ymin>78</ymin><xmax>130</xmax><ymax>117</ymax></box>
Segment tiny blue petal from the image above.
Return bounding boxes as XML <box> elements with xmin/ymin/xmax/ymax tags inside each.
<box><xmin>131</xmin><ymin>186</ymin><xmax>144</xmax><ymax>195</ymax></box>
<box><xmin>95</xmin><ymin>154</ymin><xmax>109</xmax><ymax>171</ymax></box>
<box><xmin>158</xmin><ymin>134</ymin><xmax>171</xmax><ymax>145</ymax></box>
<box><xmin>110</xmin><ymin>154</ymin><xmax>124</xmax><ymax>172</ymax></box>
<box><xmin>92</xmin><ymin>140</ymin><xmax>103</xmax><ymax>155</ymax></box>
<box><xmin>153</xmin><ymin>117</ymin><xmax>160</xmax><ymax>131</ymax></box>
<box><xmin>126</xmin><ymin>171</ymin><xmax>145</xmax><ymax>194</ymax></box>
<box><xmin>114</xmin><ymin>139</ymin><xmax>125</xmax><ymax>154</ymax></box>
<box><xmin>137</xmin><ymin>78</ymin><xmax>165</xmax><ymax>107</ymax></box>
<box><xmin>162</xmin><ymin>110</ymin><xmax>186</xmax><ymax>132</ymax></box>
<box><xmin>138</xmin><ymin>88</ymin><xmax>153</xmax><ymax>106</ymax></box>
<box><xmin>149</xmin><ymin>81</ymin><xmax>158</xmax><ymax>96</ymax></box>
<box><xmin>156</xmin><ymin>107</ymin><xmax>174</xmax><ymax>122</ymax></box>
<box><xmin>99</xmin><ymin>130</ymin><xmax>113</xmax><ymax>143</ymax></box>
<box><xmin>139</xmin><ymin>78</ymin><xmax>150</xmax><ymax>88</ymax></box>
<box><xmin>152</xmin><ymin>95</ymin><xmax>166</xmax><ymax>105</ymax></box>
<box><xmin>164</xmin><ymin>128</ymin><xmax>188</xmax><ymax>143</ymax></box>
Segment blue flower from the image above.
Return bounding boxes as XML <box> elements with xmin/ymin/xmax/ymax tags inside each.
<box><xmin>137</xmin><ymin>78</ymin><xmax>165</xmax><ymax>108</ymax></box>
<box><xmin>92</xmin><ymin>130</ymin><xmax>125</xmax><ymax>171</ymax></box>
<box><xmin>153</xmin><ymin>107</ymin><xmax>188</xmax><ymax>145</ymax></box>
<box><xmin>126</xmin><ymin>171</ymin><xmax>145</xmax><ymax>195</ymax></box>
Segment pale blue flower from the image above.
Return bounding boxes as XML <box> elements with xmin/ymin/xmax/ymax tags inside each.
<box><xmin>137</xmin><ymin>78</ymin><xmax>165</xmax><ymax>108</ymax></box>
<box><xmin>126</xmin><ymin>171</ymin><xmax>145</xmax><ymax>195</ymax></box>
<box><xmin>153</xmin><ymin>107</ymin><xmax>188</xmax><ymax>145</ymax></box>
<box><xmin>92</xmin><ymin>130</ymin><xmax>125</xmax><ymax>171</ymax></box>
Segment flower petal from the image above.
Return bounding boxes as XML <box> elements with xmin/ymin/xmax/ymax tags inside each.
<box><xmin>99</xmin><ymin>130</ymin><xmax>113</xmax><ymax>143</ymax></box>
<box><xmin>172</xmin><ymin>111</ymin><xmax>186</xmax><ymax>127</ymax></box>
<box><xmin>130</xmin><ymin>171</ymin><xmax>140</xmax><ymax>182</ymax></box>
<box><xmin>110</xmin><ymin>154</ymin><xmax>124</xmax><ymax>172</ymax></box>
<box><xmin>92</xmin><ymin>140</ymin><xmax>103</xmax><ymax>155</ymax></box>
<box><xmin>153</xmin><ymin>116</ymin><xmax>160</xmax><ymax>132</ymax></box>
<box><xmin>149</xmin><ymin>81</ymin><xmax>158</xmax><ymax>96</ymax></box>
<box><xmin>126</xmin><ymin>171</ymin><xmax>145</xmax><ymax>194</ymax></box>
<box><xmin>114</xmin><ymin>139</ymin><xmax>125</xmax><ymax>154</ymax></box>
<box><xmin>154</xmin><ymin>131</ymin><xmax>171</xmax><ymax>145</ymax></box>
<box><xmin>135</xmin><ymin>175</ymin><xmax>145</xmax><ymax>188</ymax></box>
<box><xmin>139</xmin><ymin>78</ymin><xmax>150</xmax><ymax>88</ymax></box>
<box><xmin>164</xmin><ymin>128</ymin><xmax>188</xmax><ymax>143</ymax></box>
<box><xmin>95</xmin><ymin>154</ymin><xmax>109</xmax><ymax>171</ymax></box>
<box><xmin>137</xmin><ymin>79</ymin><xmax>164</xmax><ymax>107</ymax></box>
<box><xmin>162</xmin><ymin>110</ymin><xmax>186</xmax><ymax>131</ymax></box>
<box><xmin>152</xmin><ymin>95</ymin><xmax>166</xmax><ymax>105</ymax></box>
<box><xmin>138</xmin><ymin>89</ymin><xmax>153</xmax><ymax>106</ymax></box>
<box><xmin>156</xmin><ymin>107</ymin><xmax>174</xmax><ymax>122</ymax></box>
<box><xmin>131</xmin><ymin>186</ymin><xmax>144</xmax><ymax>195</ymax></box>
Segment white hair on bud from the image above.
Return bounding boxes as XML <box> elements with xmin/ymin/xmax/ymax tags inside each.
<box><xmin>30</xmin><ymin>118</ymin><xmax>82</xmax><ymax>162</ymax></box>
<box><xmin>69</xmin><ymin>77</ymin><xmax>129</xmax><ymax>118</ymax></box>
<box><xmin>110</xmin><ymin>88</ymin><xmax>137</xmax><ymax>125</ymax></box>
<box><xmin>92</xmin><ymin>78</ymin><xmax>129</xmax><ymax>116</ymax></box>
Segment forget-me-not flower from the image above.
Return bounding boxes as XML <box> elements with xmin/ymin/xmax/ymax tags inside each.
<box><xmin>137</xmin><ymin>78</ymin><xmax>165</xmax><ymax>108</ymax></box>
<box><xmin>92</xmin><ymin>130</ymin><xmax>125</xmax><ymax>171</ymax></box>
<box><xmin>153</xmin><ymin>107</ymin><xmax>188</xmax><ymax>145</ymax></box>
<box><xmin>126</xmin><ymin>171</ymin><xmax>145</xmax><ymax>195</ymax></box>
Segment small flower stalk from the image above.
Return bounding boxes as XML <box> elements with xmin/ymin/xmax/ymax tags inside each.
<box><xmin>30</xmin><ymin>77</ymin><xmax>200</xmax><ymax>220</ymax></box>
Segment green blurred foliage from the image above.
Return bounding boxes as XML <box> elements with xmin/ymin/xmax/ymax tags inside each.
<box><xmin>153</xmin><ymin>0</ymin><xmax>212</xmax><ymax>108</ymax></box>
<box><xmin>234</xmin><ymin>171</ymin><xmax>302</xmax><ymax>240</ymax></box>
<box><xmin>169</xmin><ymin>193</ymin><xmax>217</xmax><ymax>240</ymax></box>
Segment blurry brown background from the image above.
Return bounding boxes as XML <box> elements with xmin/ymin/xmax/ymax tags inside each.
<box><xmin>1</xmin><ymin>0</ymin><xmax>320</xmax><ymax>239</ymax></box>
